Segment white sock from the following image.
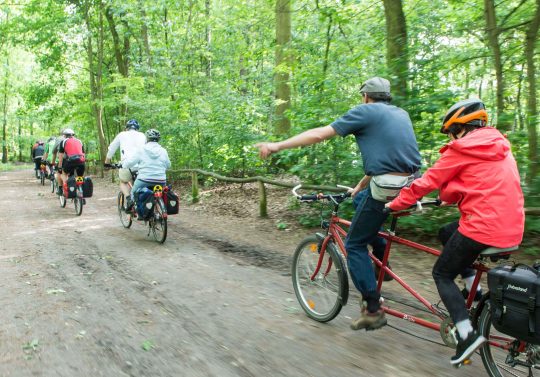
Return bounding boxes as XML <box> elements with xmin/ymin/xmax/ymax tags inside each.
<box><xmin>464</xmin><ymin>276</ymin><xmax>482</xmax><ymax>292</ymax></box>
<box><xmin>456</xmin><ymin>319</ymin><xmax>474</xmax><ymax>340</ymax></box>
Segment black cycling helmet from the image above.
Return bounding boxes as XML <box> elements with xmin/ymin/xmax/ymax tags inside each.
<box><xmin>441</xmin><ymin>99</ymin><xmax>488</xmax><ymax>134</ymax></box>
<box><xmin>126</xmin><ymin>119</ymin><xmax>140</xmax><ymax>130</ymax></box>
<box><xmin>145</xmin><ymin>129</ymin><xmax>161</xmax><ymax>142</ymax></box>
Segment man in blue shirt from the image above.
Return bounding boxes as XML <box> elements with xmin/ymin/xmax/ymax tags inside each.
<box><xmin>256</xmin><ymin>77</ymin><xmax>421</xmax><ymax>331</ymax></box>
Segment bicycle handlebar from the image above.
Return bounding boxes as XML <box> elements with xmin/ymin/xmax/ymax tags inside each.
<box><xmin>104</xmin><ymin>163</ymin><xmax>122</xmax><ymax>169</ymax></box>
<box><xmin>292</xmin><ymin>184</ymin><xmax>353</xmax><ymax>203</ymax></box>
<box><xmin>382</xmin><ymin>199</ymin><xmax>442</xmax><ymax>215</ymax></box>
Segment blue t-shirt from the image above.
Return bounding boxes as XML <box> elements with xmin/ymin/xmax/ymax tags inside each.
<box><xmin>331</xmin><ymin>103</ymin><xmax>421</xmax><ymax>176</ymax></box>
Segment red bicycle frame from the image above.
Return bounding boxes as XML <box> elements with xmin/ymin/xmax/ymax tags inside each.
<box><xmin>324</xmin><ymin>209</ymin><xmax>515</xmax><ymax>349</ymax></box>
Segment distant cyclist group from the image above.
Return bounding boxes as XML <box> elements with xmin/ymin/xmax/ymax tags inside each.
<box><xmin>27</xmin><ymin>75</ymin><xmax>528</xmax><ymax>370</ymax></box>
<box><xmin>33</xmin><ymin>121</ymin><xmax>171</xmax><ymax>220</ymax></box>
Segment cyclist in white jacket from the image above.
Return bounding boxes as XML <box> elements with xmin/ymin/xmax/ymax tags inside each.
<box><xmin>105</xmin><ymin>119</ymin><xmax>146</xmax><ymax>202</ymax></box>
<box><xmin>123</xmin><ymin>129</ymin><xmax>171</xmax><ymax>206</ymax></box>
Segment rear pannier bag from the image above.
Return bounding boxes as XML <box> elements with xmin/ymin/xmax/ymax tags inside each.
<box><xmin>82</xmin><ymin>177</ymin><xmax>93</xmax><ymax>198</ymax></box>
<box><xmin>165</xmin><ymin>189</ymin><xmax>179</xmax><ymax>215</ymax></box>
<box><xmin>64</xmin><ymin>176</ymin><xmax>78</xmax><ymax>198</ymax></box>
<box><xmin>136</xmin><ymin>187</ymin><xmax>154</xmax><ymax>220</ymax></box>
<box><xmin>487</xmin><ymin>264</ymin><xmax>540</xmax><ymax>345</ymax></box>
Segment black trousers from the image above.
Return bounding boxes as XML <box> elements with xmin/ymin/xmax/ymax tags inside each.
<box><xmin>433</xmin><ymin>222</ymin><xmax>489</xmax><ymax>323</ymax></box>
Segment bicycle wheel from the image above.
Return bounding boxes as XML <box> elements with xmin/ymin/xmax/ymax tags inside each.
<box><xmin>151</xmin><ymin>198</ymin><xmax>167</xmax><ymax>243</ymax></box>
<box><xmin>74</xmin><ymin>197</ymin><xmax>83</xmax><ymax>216</ymax></box>
<box><xmin>117</xmin><ymin>192</ymin><xmax>132</xmax><ymax>229</ymax></box>
<box><xmin>478</xmin><ymin>301</ymin><xmax>540</xmax><ymax>376</ymax></box>
<box><xmin>40</xmin><ymin>171</ymin><xmax>45</xmax><ymax>186</ymax></box>
<box><xmin>59</xmin><ymin>192</ymin><xmax>66</xmax><ymax>208</ymax></box>
<box><xmin>51</xmin><ymin>177</ymin><xmax>56</xmax><ymax>193</ymax></box>
<box><xmin>292</xmin><ymin>235</ymin><xmax>349</xmax><ymax>322</ymax></box>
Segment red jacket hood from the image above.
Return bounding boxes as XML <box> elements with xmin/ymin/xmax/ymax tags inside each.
<box><xmin>440</xmin><ymin>127</ymin><xmax>509</xmax><ymax>161</ymax></box>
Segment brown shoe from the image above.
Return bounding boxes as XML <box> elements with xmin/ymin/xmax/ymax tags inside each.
<box><xmin>350</xmin><ymin>309</ymin><xmax>387</xmax><ymax>331</ymax></box>
<box><xmin>374</xmin><ymin>262</ymin><xmax>394</xmax><ymax>282</ymax></box>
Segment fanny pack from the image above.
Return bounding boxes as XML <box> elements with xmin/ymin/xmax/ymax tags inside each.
<box><xmin>370</xmin><ymin>173</ymin><xmax>415</xmax><ymax>202</ymax></box>
<box><xmin>67</xmin><ymin>154</ymin><xmax>85</xmax><ymax>163</ymax></box>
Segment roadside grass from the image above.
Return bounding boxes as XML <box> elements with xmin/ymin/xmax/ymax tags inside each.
<box><xmin>0</xmin><ymin>162</ymin><xmax>33</xmax><ymax>172</ymax></box>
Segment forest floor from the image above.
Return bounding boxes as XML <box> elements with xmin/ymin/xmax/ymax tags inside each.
<box><xmin>0</xmin><ymin>168</ymin><xmax>535</xmax><ymax>377</ymax></box>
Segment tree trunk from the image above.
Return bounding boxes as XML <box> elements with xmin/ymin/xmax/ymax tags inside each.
<box><xmin>484</xmin><ymin>0</ymin><xmax>508</xmax><ymax>130</ymax></box>
<box><xmin>138</xmin><ymin>0</ymin><xmax>152</xmax><ymax>68</ymax></box>
<box><xmin>382</xmin><ymin>0</ymin><xmax>408</xmax><ymax>104</ymax></box>
<box><xmin>204</xmin><ymin>0</ymin><xmax>212</xmax><ymax>77</ymax></box>
<box><xmin>84</xmin><ymin>1</ymin><xmax>107</xmax><ymax>166</ymax></box>
<box><xmin>18</xmin><ymin>114</ymin><xmax>21</xmax><ymax>162</ymax></box>
<box><xmin>274</xmin><ymin>0</ymin><xmax>292</xmax><ymax>135</ymax></box>
<box><xmin>2</xmin><ymin>55</ymin><xmax>9</xmax><ymax>163</ymax></box>
<box><xmin>319</xmin><ymin>13</ymin><xmax>333</xmax><ymax>92</ymax></box>
<box><xmin>525</xmin><ymin>0</ymin><xmax>540</xmax><ymax>182</ymax></box>
<box><xmin>105</xmin><ymin>5</ymin><xmax>129</xmax><ymax>120</ymax></box>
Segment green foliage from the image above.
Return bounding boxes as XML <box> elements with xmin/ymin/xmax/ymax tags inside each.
<box><xmin>0</xmin><ymin>0</ymin><xmax>538</xmax><ymax>237</ymax></box>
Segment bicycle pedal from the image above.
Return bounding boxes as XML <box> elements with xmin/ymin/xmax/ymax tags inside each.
<box><xmin>453</xmin><ymin>359</ymin><xmax>471</xmax><ymax>369</ymax></box>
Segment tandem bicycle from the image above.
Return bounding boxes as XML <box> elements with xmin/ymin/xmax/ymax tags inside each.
<box><xmin>291</xmin><ymin>185</ymin><xmax>537</xmax><ymax>377</ymax></box>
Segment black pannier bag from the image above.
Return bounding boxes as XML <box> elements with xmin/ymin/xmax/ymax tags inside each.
<box><xmin>487</xmin><ymin>264</ymin><xmax>540</xmax><ymax>345</ymax></box>
<box><xmin>82</xmin><ymin>177</ymin><xmax>93</xmax><ymax>198</ymax></box>
<box><xmin>136</xmin><ymin>188</ymin><xmax>154</xmax><ymax>220</ymax></box>
<box><xmin>165</xmin><ymin>189</ymin><xmax>179</xmax><ymax>215</ymax></box>
<box><xmin>64</xmin><ymin>176</ymin><xmax>77</xmax><ymax>198</ymax></box>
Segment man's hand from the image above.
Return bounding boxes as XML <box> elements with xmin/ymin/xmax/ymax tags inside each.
<box><xmin>351</xmin><ymin>175</ymin><xmax>371</xmax><ymax>197</ymax></box>
<box><xmin>254</xmin><ymin>142</ymin><xmax>280</xmax><ymax>159</ymax></box>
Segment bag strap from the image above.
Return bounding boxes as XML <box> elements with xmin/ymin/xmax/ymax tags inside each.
<box><xmin>493</xmin><ymin>275</ymin><xmax>505</xmax><ymax>326</ymax></box>
<box><xmin>529</xmin><ymin>282</ymin><xmax>537</xmax><ymax>334</ymax></box>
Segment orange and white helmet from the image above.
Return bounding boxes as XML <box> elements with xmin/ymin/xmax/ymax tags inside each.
<box><xmin>441</xmin><ymin>99</ymin><xmax>488</xmax><ymax>134</ymax></box>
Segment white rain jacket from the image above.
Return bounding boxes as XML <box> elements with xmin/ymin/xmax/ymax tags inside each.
<box><xmin>123</xmin><ymin>142</ymin><xmax>171</xmax><ymax>182</ymax></box>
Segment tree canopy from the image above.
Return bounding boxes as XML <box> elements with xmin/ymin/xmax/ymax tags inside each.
<box><xmin>1</xmin><ymin>0</ymin><xmax>539</xmax><ymax>204</ymax></box>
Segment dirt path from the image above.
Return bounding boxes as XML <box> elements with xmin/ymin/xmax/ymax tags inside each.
<box><xmin>0</xmin><ymin>169</ymin><xmax>499</xmax><ymax>376</ymax></box>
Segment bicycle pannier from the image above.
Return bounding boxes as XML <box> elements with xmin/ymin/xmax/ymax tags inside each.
<box><xmin>165</xmin><ymin>189</ymin><xmax>179</xmax><ymax>215</ymax></box>
<box><xmin>487</xmin><ymin>264</ymin><xmax>540</xmax><ymax>345</ymax></box>
<box><xmin>136</xmin><ymin>187</ymin><xmax>154</xmax><ymax>220</ymax></box>
<box><xmin>370</xmin><ymin>174</ymin><xmax>415</xmax><ymax>203</ymax></box>
<box><xmin>82</xmin><ymin>177</ymin><xmax>93</xmax><ymax>198</ymax></box>
<box><xmin>64</xmin><ymin>176</ymin><xmax>77</xmax><ymax>198</ymax></box>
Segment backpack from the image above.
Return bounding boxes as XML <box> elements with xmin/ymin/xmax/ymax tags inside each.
<box><xmin>62</xmin><ymin>138</ymin><xmax>85</xmax><ymax>163</ymax></box>
<box><xmin>487</xmin><ymin>264</ymin><xmax>540</xmax><ymax>345</ymax></box>
<box><xmin>136</xmin><ymin>187</ymin><xmax>154</xmax><ymax>219</ymax></box>
<box><xmin>163</xmin><ymin>186</ymin><xmax>179</xmax><ymax>215</ymax></box>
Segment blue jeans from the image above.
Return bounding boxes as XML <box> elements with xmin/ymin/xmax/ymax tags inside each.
<box><xmin>346</xmin><ymin>188</ymin><xmax>389</xmax><ymax>312</ymax></box>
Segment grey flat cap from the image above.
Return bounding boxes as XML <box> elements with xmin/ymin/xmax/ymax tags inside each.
<box><xmin>360</xmin><ymin>77</ymin><xmax>391</xmax><ymax>95</ymax></box>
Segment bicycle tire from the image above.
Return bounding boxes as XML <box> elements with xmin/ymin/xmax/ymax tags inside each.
<box><xmin>151</xmin><ymin>198</ymin><xmax>167</xmax><ymax>244</ymax></box>
<box><xmin>292</xmin><ymin>235</ymin><xmax>348</xmax><ymax>322</ymax></box>
<box><xmin>59</xmin><ymin>192</ymin><xmax>66</xmax><ymax>208</ymax></box>
<box><xmin>40</xmin><ymin>171</ymin><xmax>45</xmax><ymax>186</ymax></box>
<box><xmin>51</xmin><ymin>177</ymin><xmax>56</xmax><ymax>193</ymax></box>
<box><xmin>117</xmin><ymin>192</ymin><xmax>132</xmax><ymax>229</ymax></box>
<box><xmin>74</xmin><ymin>197</ymin><xmax>83</xmax><ymax>216</ymax></box>
<box><xmin>478</xmin><ymin>300</ymin><xmax>538</xmax><ymax>377</ymax></box>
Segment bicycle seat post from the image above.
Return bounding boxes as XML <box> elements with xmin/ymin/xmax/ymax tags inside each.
<box><xmin>389</xmin><ymin>216</ymin><xmax>398</xmax><ymax>235</ymax></box>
